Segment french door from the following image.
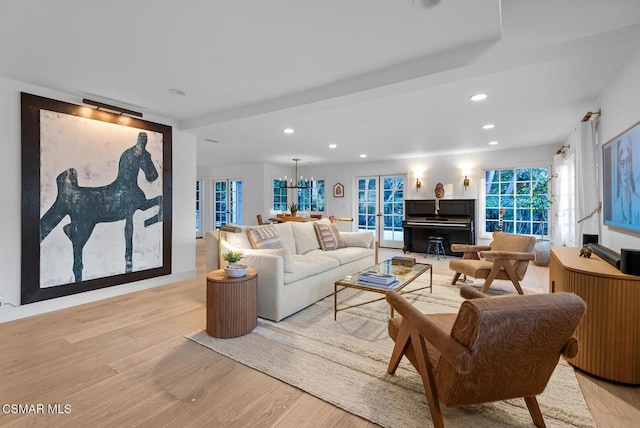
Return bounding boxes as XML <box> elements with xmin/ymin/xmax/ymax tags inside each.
<box><xmin>356</xmin><ymin>175</ymin><xmax>405</xmax><ymax>248</ymax></box>
<box><xmin>214</xmin><ymin>178</ymin><xmax>243</xmax><ymax>227</ymax></box>
<box><xmin>195</xmin><ymin>179</ymin><xmax>203</xmax><ymax>238</ymax></box>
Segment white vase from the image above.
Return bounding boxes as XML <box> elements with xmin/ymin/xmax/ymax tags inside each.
<box><xmin>224</xmin><ymin>263</ymin><xmax>248</xmax><ymax>278</ymax></box>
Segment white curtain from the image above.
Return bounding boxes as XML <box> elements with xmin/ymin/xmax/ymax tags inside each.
<box><xmin>552</xmin><ymin>149</ymin><xmax>576</xmax><ymax>246</ymax></box>
<box><xmin>575</xmin><ymin>119</ymin><xmax>601</xmax><ymax>243</ymax></box>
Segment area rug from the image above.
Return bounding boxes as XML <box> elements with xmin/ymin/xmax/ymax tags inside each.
<box><xmin>187</xmin><ymin>275</ymin><xmax>594</xmax><ymax>428</ymax></box>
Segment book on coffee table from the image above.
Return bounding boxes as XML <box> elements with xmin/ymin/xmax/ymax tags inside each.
<box><xmin>356</xmin><ymin>278</ymin><xmax>400</xmax><ymax>289</ymax></box>
<box><xmin>358</xmin><ymin>271</ymin><xmax>396</xmax><ymax>285</ymax></box>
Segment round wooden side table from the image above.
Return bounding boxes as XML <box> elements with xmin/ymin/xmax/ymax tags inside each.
<box><xmin>206</xmin><ymin>267</ymin><xmax>258</xmax><ymax>338</ymax></box>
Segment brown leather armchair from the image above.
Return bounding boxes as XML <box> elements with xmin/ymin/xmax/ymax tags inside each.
<box><xmin>386</xmin><ymin>286</ymin><xmax>586</xmax><ymax>428</ymax></box>
<box><xmin>449</xmin><ymin>232</ymin><xmax>536</xmax><ymax>294</ymax></box>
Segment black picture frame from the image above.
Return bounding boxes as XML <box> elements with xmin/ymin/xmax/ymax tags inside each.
<box><xmin>333</xmin><ymin>183</ymin><xmax>344</xmax><ymax>198</ymax></box>
<box><xmin>21</xmin><ymin>93</ymin><xmax>172</xmax><ymax>304</ymax></box>
<box><xmin>602</xmin><ymin>119</ymin><xmax>640</xmax><ymax>233</ymax></box>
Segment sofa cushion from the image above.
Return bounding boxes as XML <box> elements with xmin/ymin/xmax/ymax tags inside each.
<box><xmin>283</xmin><ymin>255</ymin><xmax>340</xmax><ymax>284</ymax></box>
<box><xmin>313</xmin><ymin>222</ymin><xmax>346</xmax><ymax>251</ymax></box>
<box><xmin>272</xmin><ymin>222</ymin><xmax>297</xmax><ymax>254</ymax></box>
<box><xmin>290</xmin><ymin>222</ymin><xmax>321</xmax><ymax>254</ymax></box>
<box><xmin>307</xmin><ymin>247</ymin><xmax>373</xmax><ymax>265</ymax></box>
<box><xmin>342</xmin><ymin>231</ymin><xmax>374</xmax><ymax>248</ymax></box>
<box><xmin>254</xmin><ymin>248</ymin><xmax>293</xmax><ymax>272</ymax></box>
<box><xmin>248</xmin><ymin>225</ymin><xmax>283</xmax><ymax>249</ymax></box>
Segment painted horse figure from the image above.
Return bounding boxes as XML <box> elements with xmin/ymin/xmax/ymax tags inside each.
<box><xmin>40</xmin><ymin>132</ymin><xmax>162</xmax><ymax>282</ymax></box>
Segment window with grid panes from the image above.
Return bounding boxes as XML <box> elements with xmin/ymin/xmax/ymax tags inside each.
<box><xmin>484</xmin><ymin>167</ymin><xmax>550</xmax><ymax>237</ymax></box>
<box><xmin>297</xmin><ymin>179</ymin><xmax>325</xmax><ymax>212</ymax></box>
<box><xmin>273</xmin><ymin>179</ymin><xmax>288</xmax><ymax>211</ymax></box>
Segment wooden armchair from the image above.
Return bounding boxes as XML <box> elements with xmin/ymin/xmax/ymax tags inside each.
<box><xmin>449</xmin><ymin>232</ymin><xmax>536</xmax><ymax>294</ymax></box>
<box><xmin>386</xmin><ymin>286</ymin><xmax>586</xmax><ymax>428</ymax></box>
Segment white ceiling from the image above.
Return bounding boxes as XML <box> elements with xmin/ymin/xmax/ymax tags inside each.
<box><xmin>2</xmin><ymin>0</ymin><xmax>640</xmax><ymax>168</ymax></box>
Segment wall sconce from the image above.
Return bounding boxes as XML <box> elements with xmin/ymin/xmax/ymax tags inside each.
<box><xmin>416</xmin><ymin>178</ymin><xmax>422</xmax><ymax>191</ymax></box>
<box><xmin>463</xmin><ymin>176</ymin><xmax>470</xmax><ymax>191</ymax></box>
<box><xmin>218</xmin><ymin>225</ymin><xmax>243</xmax><ymax>269</ymax></box>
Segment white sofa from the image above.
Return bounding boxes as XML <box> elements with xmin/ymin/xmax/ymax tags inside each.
<box><xmin>205</xmin><ymin>220</ymin><xmax>375</xmax><ymax>321</ymax></box>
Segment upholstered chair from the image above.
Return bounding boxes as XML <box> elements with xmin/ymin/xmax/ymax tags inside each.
<box><xmin>449</xmin><ymin>232</ymin><xmax>536</xmax><ymax>294</ymax></box>
<box><xmin>386</xmin><ymin>286</ymin><xmax>586</xmax><ymax>428</ymax></box>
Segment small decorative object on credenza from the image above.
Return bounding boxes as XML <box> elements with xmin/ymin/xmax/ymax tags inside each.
<box><xmin>391</xmin><ymin>256</ymin><xmax>416</xmax><ymax>266</ymax></box>
<box><xmin>579</xmin><ymin>245</ymin><xmax>592</xmax><ymax>258</ymax></box>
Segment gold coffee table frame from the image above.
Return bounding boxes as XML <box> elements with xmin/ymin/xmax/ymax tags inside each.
<box><xmin>334</xmin><ymin>260</ymin><xmax>432</xmax><ymax>320</ymax></box>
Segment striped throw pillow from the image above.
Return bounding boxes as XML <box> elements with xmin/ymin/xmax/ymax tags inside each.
<box><xmin>313</xmin><ymin>222</ymin><xmax>345</xmax><ymax>251</ymax></box>
<box><xmin>247</xmin><ymin>225</ymin><xmax>283</xmax><ymax>249</ymax></box>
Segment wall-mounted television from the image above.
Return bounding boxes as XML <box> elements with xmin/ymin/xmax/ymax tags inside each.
<box><xmin>603</xmin><ymin>119</ymin><xmax>640</xmax><ymax>233</ymax></box>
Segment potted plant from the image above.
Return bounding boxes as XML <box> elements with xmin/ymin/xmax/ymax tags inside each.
<box><xmin>288</xmin><ymin>202</ymin><xmax>298</xmax><ymax>217</ymax></box>
<box><xmin>222</xmin><ymin>250</ymin><xmax>248</xmax><ymax>277</ymax></box>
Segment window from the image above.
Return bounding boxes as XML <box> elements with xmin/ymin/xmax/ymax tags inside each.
<box><xmin>273</xmin><ymin>179</ymin><xmax>288</xmax><ymax>211</ymax></box>
<box><xmin>195</xmin><ymin>179</ymin><xmax>202</xmax><ymax>237</ymax></box>
<box><xmin>484</xmin><ymin>167</ymin><xmax>550</xmax><ymax>237</ymax></box>
<box><xmin>272</xmin><ymin>179</ymin><xmax>325</xmax><ymax>212</ymax></box>
<box><xmin>297</xmin><ymin>179</ymin><xmax>325</xmax><ymax>212</ymax></box>
<box><xmin>214</xmin><ymin>179</ymin><xmax>243</xmax><ymax>227</ymax></box>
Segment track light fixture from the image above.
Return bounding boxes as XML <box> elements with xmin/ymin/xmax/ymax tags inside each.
<box><xmin>82</xmin><ymin>98</ymin><xmax>143</xmax><ymax>118</ymax></box>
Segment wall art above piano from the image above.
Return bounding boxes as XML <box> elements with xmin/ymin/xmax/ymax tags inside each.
<box><xmin>402</xmin><ymin>199</ymin><xmax>476</xmax><ymax>256</ymax></box>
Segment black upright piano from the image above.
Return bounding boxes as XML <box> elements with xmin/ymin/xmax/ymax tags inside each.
<box><xmin>402</xmin><ymin>199</ymin><xmax>476</xmax><ymax>256</ymax></box>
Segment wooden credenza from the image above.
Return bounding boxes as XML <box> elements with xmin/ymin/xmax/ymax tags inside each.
<box><xmin>550</xmin><ymin>247</ymin><xmax>640</xmax><ymax>384</ymax></box>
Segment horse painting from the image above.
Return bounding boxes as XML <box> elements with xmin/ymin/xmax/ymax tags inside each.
<box><xmin>39</xmin><ymin>131</ymin><xmax>163</xmax><ymax>283</ymax></box>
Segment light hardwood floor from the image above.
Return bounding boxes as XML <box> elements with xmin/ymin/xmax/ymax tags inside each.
<box><xmin>0</xmin><ymin>240</ymin><xmax>637</xmax><ymax>427</ymax></box>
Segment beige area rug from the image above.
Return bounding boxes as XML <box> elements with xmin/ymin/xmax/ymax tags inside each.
<box><xmin>187</xmin><ymin>274</ymin><xmax>594</xmax><ymax>428</ymax></box>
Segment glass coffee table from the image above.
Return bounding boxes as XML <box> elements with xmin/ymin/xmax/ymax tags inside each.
<box><xmin>334</xmin><ymin>259</ymin><xmax>432</xmax><ymax>320</ymax></box>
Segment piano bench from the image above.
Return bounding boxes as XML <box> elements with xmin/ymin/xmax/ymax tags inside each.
<box><xmin>426</xmin><ymin>236</ymin><xmax>447</xmax><ymax>260</ymax></box>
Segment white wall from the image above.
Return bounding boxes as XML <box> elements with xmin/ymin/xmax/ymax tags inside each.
<box><xmin>0</xmin><ymin>75</ymin><xmax>196</xmax><ymax>322</ymax></box>
<box><xmin>597</xmin><ymin>47</ymin><xmax>640</xmax><ymax>252</ymax></box>
<box><xmin>197</xmin><ymin>162</ymin><xmax>268</xmax><ymax>232</ymax></box>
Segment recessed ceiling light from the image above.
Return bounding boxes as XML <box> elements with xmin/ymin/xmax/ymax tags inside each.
<box><xmin>283</xmin><ymin>128</ymin><xmax>294</xmax><ymax>134</ymax></box>
<box><xmin>168</xmin><ymin>88</ymin><xmax>186</xmax><ymax>96</ymax></box>
<box><xmin>482</xmin><ymin>123</ymin><xmax>495</xmax><ymax>129</ymax></box>
<box><xmin>470</xmin><ymin>93</ymin><xmax>488</xmax><ymax>101</ymax></box>
<box><xmin>329</xmin><ymin>144</ymin><xmax>337</xmax><ymax>149</ymax></box>
<box><xmin>489</xmin><ymin>141</ymin><xmax>499</xmax><ymax>145</ymax></box>
<box><xmin>360</xmin><ymin>154</ymin><xmax>367</xmax><ymax>158</ymax></box>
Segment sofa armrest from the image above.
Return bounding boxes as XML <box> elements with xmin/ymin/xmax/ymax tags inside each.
<box><xmin>451</xmin><ymin>244</ymin><xmax>492</xmax><ymax>253</ymax></box>
<box><xmin>480</xmin><ymin>250</ymin><xmax>535</xmax><ymax>261</ymax></box>
<box><xmin>232</xmin><ymin>247</ymin><xmax>286</xmax><ymax>322</ymax></box>
<box><xmin>205</xmin><ymin>231</ymin><xmax>220</xmax><ymax>272</ymax></box>
<box><xmin>460</xmin><ymin>286</ymin><xmax>486</xmax><ymax>300</ymax></box>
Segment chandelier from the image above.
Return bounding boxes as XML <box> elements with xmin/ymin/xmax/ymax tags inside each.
<box><xmin>279</xmin><ymin>158</ymin><xmax>315</xmax><ymax>189</ymax></box>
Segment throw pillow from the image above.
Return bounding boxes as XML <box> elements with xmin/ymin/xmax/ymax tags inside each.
<box><xmin>290</xmin><ymin>222</ymin><xmax>321</xmax><ymax>254</ymax></box>
<box><xmin>342</xmin><ymin>231</ymin><xmax>374</xmax><ymax>248</ymax></box>
<box><xmin>313</xmin><ymin>222</ymin><xmax>346</xmax><ymax>251</ymax></box>
<box><xmin>247</xmin><ymin>225</ymin><xmax>283</xmax><ymax>249</ymax></box>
